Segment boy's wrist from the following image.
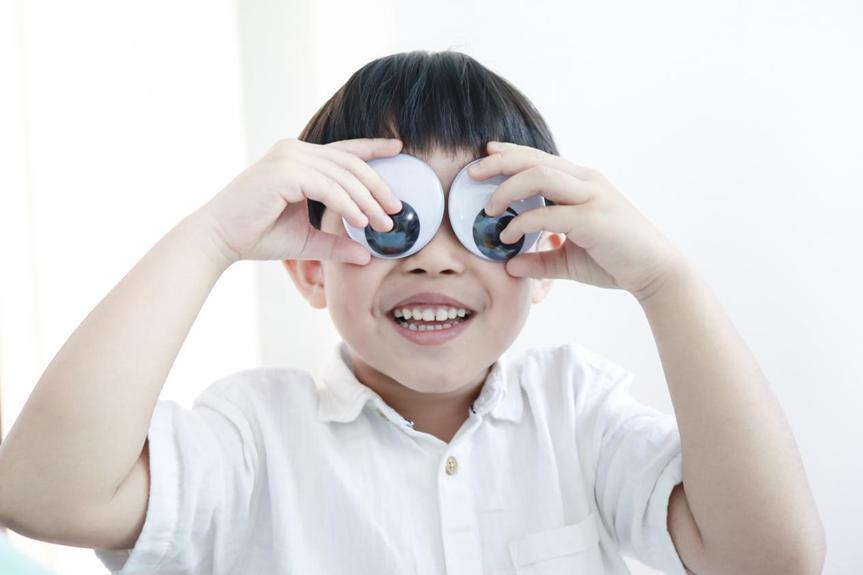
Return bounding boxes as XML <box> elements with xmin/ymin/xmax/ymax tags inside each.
<box><xmin>180</xmin><ymin>209</ymin><xmax>240</xmax><ymax>271</ymax></box>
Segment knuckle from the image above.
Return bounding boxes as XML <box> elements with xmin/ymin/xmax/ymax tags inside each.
<box><xmin>335</xmin><ymin>165</ymin><xmax>354</xmax><ymax>186</ymax></box>
<box><xmin>582</xmin><ymin>207</ymin><xmax>603</xmax><ymax>229</ymax></box>
<box><xmin>344</xmin><ymin>153</ymin><xmax>367</xmax><ymax>173</ymax></box>
<box><xmin>480</xmin><ymin>153</ymin><xmax>497</xmax><ymax>171</ymax></box>
<box><xmin>581</xmin><ymin>167</ymin><xmax>600</xmax><ymax>179</ymax></box>
<box><xmin>327</xmin><ymin>176</ymin><xmax>345</xmax><ymax>197</ymax></box>
<box><xmin>351</xmin><ymin>157</ymin><xmax>385</xmax><ymax>191</ymax></box>
<box><xmin>271</xmin><ymin>137</ymin><xmax>298</xmax><ymax>152</ymax></box>
<box><xmin>534</xmin><ymin>164</ymin><xmax>557</xmax><ymax>178</ymax></box>
<box><xmin>307</xmin><ymin>172</ymin><xmax>336</xmax><ymax>203</ymax></box>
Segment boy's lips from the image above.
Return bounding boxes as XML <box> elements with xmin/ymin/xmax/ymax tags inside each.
<box><xmin>387</xmin><ymin>305</ymin><xmax>476</xmax><ymax>346</ymax></box>
<box><xmin>387</xmin><ymin>291</ymin><xmax>477</xmax><ymax>313</ymax></box>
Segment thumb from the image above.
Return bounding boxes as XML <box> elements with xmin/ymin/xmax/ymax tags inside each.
<box><xmin>296</xmin><ymin>228</ymin><xmax>371</xmax><ymax>265</ymax></box>
<box><xmin>505</xmin><ymin>248</ymin><xmax>568</xmax><ymax>279</ymax></box>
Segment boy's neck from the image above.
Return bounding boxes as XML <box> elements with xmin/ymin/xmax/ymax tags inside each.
<box><xmin>350</xmin><ymin>356</ymin><xmax>490</xmax><ymax>444</ymax></box>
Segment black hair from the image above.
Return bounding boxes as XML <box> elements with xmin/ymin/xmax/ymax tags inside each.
<box><xmin>298</xmin><ymin>49</ymin><xmax>559</xmax><ymax>229</ymax></box>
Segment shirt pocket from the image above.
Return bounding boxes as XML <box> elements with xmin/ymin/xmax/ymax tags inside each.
<box><xmin>507</xmin><ymin>512</ymin><xmax>604</xmax><ymax>574</ymax></box>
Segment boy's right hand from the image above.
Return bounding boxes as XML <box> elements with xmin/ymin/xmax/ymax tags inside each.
<box><xmin>197</xmin><ymin>137</ymin><xmax>404</xmax><ymax>266</ymax></box>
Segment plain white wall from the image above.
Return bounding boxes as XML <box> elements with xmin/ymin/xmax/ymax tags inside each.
<box><xmin>2</xmin><ymin>0</ymin><xmax>860</xmax><ymax>573</ymax></box>
<box><xmin>0</xmin><ymin>0</ymin><xmax>259</xmax><ymax>572</ymax></box>
<box><xmin>240</xmin><ymin>0</ymin><xmax>862</xmax><ymax>573</ymax></box>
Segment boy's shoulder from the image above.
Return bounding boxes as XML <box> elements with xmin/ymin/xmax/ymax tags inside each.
<box><xmin>515</xmin><ymin>341</ymin><xmax>634</xmax><ymax>390</ymax></box>
<box><xmin>189</xmin><ymin>365</ymin><xmax>320</xmax><ymax>416</ymax></box>
<box><xmin>480</xmin><ymin>341</ymin><xmax>636</xmax><ymax>417</ymax></box>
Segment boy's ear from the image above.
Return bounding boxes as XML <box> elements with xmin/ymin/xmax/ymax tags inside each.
<box><xmin>282</xmin><ymin>259</ymin><xmax>327</xmax><ymax>309</ymax></box>
<box><xmin>530</xmin><ymin>232</ymin><xmax>565</xmax><ymax>304</ymax></box>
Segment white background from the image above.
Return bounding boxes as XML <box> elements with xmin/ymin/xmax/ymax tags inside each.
<box><xmin>1</xmin><ymin>0</ymin><xmax>860</xmax><ymax>573</ymax></box>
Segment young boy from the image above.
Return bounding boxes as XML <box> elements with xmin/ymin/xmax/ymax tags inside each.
<box><xmin>0</xmin><ymin>51</ymin><xmax>824</xmax><ymax>574</ymax></box>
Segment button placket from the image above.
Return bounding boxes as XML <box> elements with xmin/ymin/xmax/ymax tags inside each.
<box><xmin>437</xmin><ymin>447</ymin><xmax>483</xmax><ymax>574</ymax></box>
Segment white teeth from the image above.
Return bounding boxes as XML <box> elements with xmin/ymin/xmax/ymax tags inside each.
<box><xmin>395</xmin><ymin>318</ymin><xmax>463</xmax><ymax>331</ymax></box>
<box><xmin>413</xmin><ymin>323</ymin><xmax>453</xmax><ymax>331</ymax></box>
<box><xmin>392</xmin><ymin>305</ymin><xmax>471</xmax><ymax>321</ymax></box>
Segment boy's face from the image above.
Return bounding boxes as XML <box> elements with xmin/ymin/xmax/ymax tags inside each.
<box><xmin>284</xmin><ymin>147</ymin><xmax>558</xmax><ymax>395</ymax></box>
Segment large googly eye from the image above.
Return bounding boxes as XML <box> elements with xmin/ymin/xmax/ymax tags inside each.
<box><xmin>448</xmin><ymin>158</ymin><xmax>546</xmax><ymax>262</ymax></box>
<box><xmin>342</xmin><ymin>154</ymin><xmax>444</xmax><ymax>259</ymax></box>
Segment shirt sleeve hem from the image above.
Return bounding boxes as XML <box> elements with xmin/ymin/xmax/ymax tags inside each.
<box><xmin>93</xmin><ymin>402</ymin><xmax>182</xmax><ymax>574</ymax></box>
<box><xmin>641</xmin><ymin>450</ymin><xmax>688</xmax><ymax>575</ymax></box>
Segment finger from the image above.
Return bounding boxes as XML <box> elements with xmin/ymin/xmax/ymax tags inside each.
<box><xmin>295</xmin><ymin>227</ymin><xmax>371</xmax><ymax>265</ymax></box>
<box><xmin>325</xmin><ymin>137</ymin><xmax>403</xmax><ymax>160</ymax></box>
<box><xmin>484</xmin><ymin>166</ymin><xmax>596</xmax><ymax>215</ymax></box>
<box><xmin>470</xmin><ymin>147</ymin><xmax>599</xmax><ymax>182</ymax></box>
<box><xmin>319</xmin><ymin>140</ymin><xmax>404</xmax><ymax>215</ymax></box>
<box><xmin>294</xmin><ymin>163</ymin><xmax>369</xmax><ymax>228</ymax></box>
<box><xmin>297</xmin><ymin>154</ymin><xmax>394</xmax><ymax>232</ymax></box>
<box><xmin>505</xmin><ymin>246</ymin><xmax>570</xmax><ymax>279</ymax></box>
<box><xmin>498</xmin><ymin>204</ymin><xmax>596</xmax><ymax>248</ymax></box>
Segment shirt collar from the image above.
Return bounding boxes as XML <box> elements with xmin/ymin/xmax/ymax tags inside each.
<box><xmin>315</xmin><ymin>340</ymin><xmax>523</xmax><ymax>425</ymax></box>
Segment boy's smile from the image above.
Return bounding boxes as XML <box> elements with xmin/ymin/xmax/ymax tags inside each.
<box><xmin>284</xmin><ymin>147</ymin><xmax>555</xmax><ymax>440</ymax></box>
<box><xmin>386</xmin><ymin>291</ymin><xmax>477</xmax><ymax>346</ymax></box>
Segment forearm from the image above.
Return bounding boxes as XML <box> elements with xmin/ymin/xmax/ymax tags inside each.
<box><xmin>0</xmin><ymin>210</ymin><xmax>230</xmax><ymax>523</ymax></box>
<box><xmin>638</xmin><ymin>263</ymin><xmax>825</xmax><ymax>572</ymax></box>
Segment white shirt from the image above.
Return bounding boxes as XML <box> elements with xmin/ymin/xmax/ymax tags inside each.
<box><xmin>95</xmin><ymin>341</ymin><xmax>687</xmax><ymax>574</ymax></box>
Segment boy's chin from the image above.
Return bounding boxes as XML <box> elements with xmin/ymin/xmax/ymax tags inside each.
<box><xmin>385</xmin><ymin>361</ymin><xmax>487</xmax><ymax>392</ymax></box>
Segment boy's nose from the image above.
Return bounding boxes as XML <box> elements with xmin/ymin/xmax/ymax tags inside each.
<box><xmin>398</xmin><ymin>216</ymin><xmax>468</xmax><ymax>275</ymax></box>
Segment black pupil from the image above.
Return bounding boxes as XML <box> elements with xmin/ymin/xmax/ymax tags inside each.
<box><xmin>473</xmin><ymin>207</ymin><xmax>523</xmax><ymax>261</ymax></box>
<box><xmin>365</xmin><ymin>201</ymin><xmax>420</xmax><ymax>256</ymax></box>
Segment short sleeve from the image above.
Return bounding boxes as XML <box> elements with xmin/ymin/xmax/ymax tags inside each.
<box><xmin>93</xmin><ymin>382</ymin><xmax>259</xmax><ymax>574</ymax></box>
<box><xmin>574</xmin><ymin>354</ymin><xmax>687</xmax><ymax>575</ymax></box>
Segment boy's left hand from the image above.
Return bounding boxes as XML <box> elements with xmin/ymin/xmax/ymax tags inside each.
<box><xmin>471</xmin><ymin>141</ymin><xmax>687</xmax><ymax>301</ymax></box>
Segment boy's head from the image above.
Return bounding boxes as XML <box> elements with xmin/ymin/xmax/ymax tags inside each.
<box><xmin>284</xmin><ymin>50</ymin><xmax>565</xmax><ymax>395</ymax></box>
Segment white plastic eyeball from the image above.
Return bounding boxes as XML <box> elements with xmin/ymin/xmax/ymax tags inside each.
<box><xmin>448</xmin><ymin>158</ymin><xmax>546</xmax><ymax>261</ymax></box>
<box><xmin>342</xmin><ymin>154</ymin><xmax>445</xmax><ymax>259</ymax></box>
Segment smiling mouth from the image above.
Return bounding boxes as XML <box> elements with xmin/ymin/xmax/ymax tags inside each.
<box><xmin>387</xmin><ymin>308</ymin><xmax>475</xmax><ymax>331</ymax></box>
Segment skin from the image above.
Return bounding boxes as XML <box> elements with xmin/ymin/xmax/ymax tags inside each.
<box><xmin>290</xmin><ymin>139</ymin><xmax>827</xmax><ymax>573</ymax></box>
<box><xmin>283</xmin><ymin>147</ymin><xmax>563</xmax><ymax>443</ymax></box>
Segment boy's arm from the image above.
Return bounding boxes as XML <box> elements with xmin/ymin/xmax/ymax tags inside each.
<box><xmin>637</xmin><ymin>262</ymin><xmax>826</xmax><ymax>574</ymax></box>
<box><xmin>0</xmin><ymin>210</ymin><xmax>233</xmax><ymax>549</ymax></box>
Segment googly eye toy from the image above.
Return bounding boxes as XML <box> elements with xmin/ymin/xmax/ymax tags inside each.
<box><xmin>342</xmin><ymin>153</ymin><xmax>547</xmax><ymax>261</ymax></box>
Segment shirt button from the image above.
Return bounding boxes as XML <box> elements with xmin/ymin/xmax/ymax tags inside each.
<box><xmin>445</xmin><ymin>456</ymin><xmax>459</xmax><ymax>475</ymax></box>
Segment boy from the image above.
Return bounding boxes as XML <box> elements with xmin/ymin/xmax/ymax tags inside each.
<box><xmin>0</xmin><ymin>51</ymin><xmax>825</xmax><ymax>574</ymax></box>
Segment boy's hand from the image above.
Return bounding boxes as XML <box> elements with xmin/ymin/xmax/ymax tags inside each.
<box><xmin>197</xmin><ymin>138</ymin><xmax>404</xmax><ymax>266</ymax></box>
<box><xmin>471</xmin><ymin>141</ymin><xmax>687</xmax><ymax>301</ymax></box>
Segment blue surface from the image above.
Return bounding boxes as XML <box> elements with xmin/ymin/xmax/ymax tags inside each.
<box><xmin>0</xmin><ymin>534</ymin><xmax>55</xmax><ymax>575</ymax></box>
